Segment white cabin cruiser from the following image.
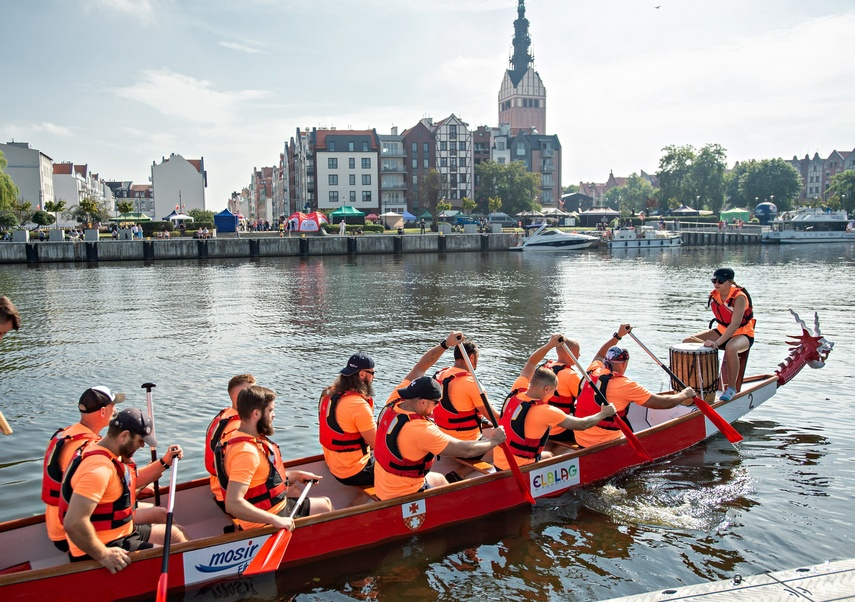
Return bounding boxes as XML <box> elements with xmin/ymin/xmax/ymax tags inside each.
<box><xmin>607</xmin><ymin>225</ymin><xmax>682</xmax><ymax>249</ymax></box>
<box><xmin>510</xmin><ymin>223</ymin><xmax>598</xmax><ymax>251</ymax></box>
<box><xmin>762</xmin><ymin>207</ymin><xmax>855</xmax><ymax>244</ymax></box>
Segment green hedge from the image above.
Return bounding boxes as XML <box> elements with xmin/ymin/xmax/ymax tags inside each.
<box><xmin>142</xmin><ymin>222</ymin><xmax>174</xmax><ymax>237</ymax></box>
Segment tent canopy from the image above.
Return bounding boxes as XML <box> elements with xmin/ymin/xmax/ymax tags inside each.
<box><xmin>419</xmin><ymin>211</ymin><xmax>433</xmax><ymax>219</ymax></box>
<box><xmin>402</xmin><ymin>210</ymin><xmax>417</xmax><ymax>221</ymax></box>
<box><xmin>114</xmin><ymin>212</ymin><xmax>151</xmax><ymax>222</ymax></box>
<box><xmin>214</xmin><ymin>209</ymin><xmax>238</xmax><ymax>233</ymax></box>
<box><xmin>329</xmin><ymin>206</ymin><xmax>366</xmax><ymax>217</ymax></box>
<box><xmin>720</xmin><ymin>208</ymin><xmax>751</xmax><ymax>222</ymax></box>
<box><xmin>669</xmin><ymin>205</ymin><xmax>699</xmax><ymax>216</ymax></box>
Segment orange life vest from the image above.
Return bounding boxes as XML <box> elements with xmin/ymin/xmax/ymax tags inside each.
<box><xmin>431</xmin><ymin>368</ymin><xmax>481</xmax><ymax>431</ymax></box>
<box><xmin>204</xmin><ymin>408</ymin><xmax>240</xmax><ymax>476</ymax></box>
<box><xmin>708</xmin><ymin>285</ymin><xmax>755</xmax><ymax>337</ymax></box>
<box><xmin>374</xmin><ymin>404</ymin><xmax>435</xmax><ymax>478</ymax></box>
<box><xmin>215</xmin><ymin>434</ymin><xmax>289</xmax><ymax>511</ymax></box>
<box><xmin>541</xmin><ymin>360</ymin><xmax>577</xmax><ymax>413</ymax></box>
<box><xmin>318</xmin><ymin>391</ymin><xmax>374</xmax><ymax>453</ymax></box>
<box><xmin>574</xmin><ymin>370</ymin><xmax>628</xmax><ymax>430</ymax></box>
<box><xmin>41</xmin><ymin>427</ymin><xmax>99</xmax><ymax>506</ymax></box>
<box><xmin>58</xmin><ymin>448</ymin><xmax>137</xmax><ymax>530</ymax></box>
<box><xmin>499</xmin><ymin>390</ymin><xmax>549</xmax><ymax>460</ymax></box>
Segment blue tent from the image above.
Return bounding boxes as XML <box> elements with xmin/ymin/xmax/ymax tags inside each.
<box><xmin>214</xmin><ymin>208</ymin><xmax>238</xmax><ymax>233</ymax></box>
<box><xmin>402</xmin><ymin>210</ymin><xmax>417</xmax><ymax>222</ymax></box>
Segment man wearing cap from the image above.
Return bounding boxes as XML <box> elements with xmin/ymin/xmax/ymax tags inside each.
<box><xmin>204</xmin><ymin>374</ymin><xmax>256</xmax><ymax>510</ymax></box>
<box><xmin>685</xmin><ymin>267</ymin><xmax>755</xmax><ymax>401</ymax></box>
<box><xmin>42</xmin><ymin>386</ymin><xmax>125</xmax><ymax>551</ymax></box>
<box><xmin>0</xmin><ymin>295</ymin><xmax>21</xmax><ymax>343</ymax></box>
<box><xmin>61</xmin><ymin>407</ymin><xmax>186</xmax><ymax>572</ymax></box>
<box><xmin>493</xmin><ymin>334</ymin><xmax>617</xmax><ymax>470</ymax></box>
<box><xmin>574</xmin><ymin>324</ymin><xmax>696</xmax><ymax>449</ymax></box>
<box><xmin>318</xmin><ymin>352</ymin><xmax>378</xmax><ymax>486</ymax></box>
<box><xmin>220</xmin><ymin>385</ymin><xmax>332</xmax><ymax>532</ymax></box>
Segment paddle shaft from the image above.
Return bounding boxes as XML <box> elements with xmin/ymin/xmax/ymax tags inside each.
<box><xmin>142</xmin><ymin>383</ymin><xmax>160</xmax><ymax>506</ymax></box>
<box><xmin>155</xmin><ymin>458</ymin><xmax>179</xmax><ymax>602</ymax></box>
<box><xmin>559</xmin><ymin>341</ymin><xmax>653</xmax><ymax>462</ymax></box>
<box><xmin>626</xmin><ymin>332</ymin><xmax>743</xmax><ymax>444</ymax></box>
<box><xmin>457</xmin><ymin>343</ymin><xmax>535</xmax><ymax>505</ymax></box>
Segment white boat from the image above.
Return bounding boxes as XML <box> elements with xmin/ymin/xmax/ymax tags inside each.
<box><xmin>510</xmin><ymin>223</ymin><xmax>598</xmax><ymax>251</ymax></box>
<box><xmin>762</xmin><ymin>207</ymin><xmax>855</xmax><ymax>244</ymax></box>
<box><xmin>607</xmin><ymin>226</ymin><xmax>682</xmax><ymax>249</ymax></box>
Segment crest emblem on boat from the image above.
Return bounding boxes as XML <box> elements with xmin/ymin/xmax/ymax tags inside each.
<box><xmin>402</xmin><ymin>499</ymin><xmax>426</xmax><ymax>531</ymax></box>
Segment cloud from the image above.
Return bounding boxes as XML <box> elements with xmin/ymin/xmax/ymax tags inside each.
<box><xmin>113</xmin><ymin>69</ymin><xmax>271</xmax><ymax>124</ymax></box>
<box><xmin>218</xmin><ymin>41</ymin><xmax>265</xmax><ymax>54</ymax></box>
<box><xmin>0</xmin><ymin>121</ymin><xmax>74</xmax><ymax>139</ymax></box>
<box><xmin>86</xmin><ymin>0</ymin><xmax>157</xmax><ymax>25</ymax></box>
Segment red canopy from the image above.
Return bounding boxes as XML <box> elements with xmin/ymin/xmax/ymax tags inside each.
<box><xmin>288</xmin><ymin>211</ymin><xmax>328</xmax><ymax>232</ymax></box>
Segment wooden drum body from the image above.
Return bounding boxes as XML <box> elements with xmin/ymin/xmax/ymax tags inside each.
<box><xmin>669</xmin><ymin>343</ymin><xmax>719</xmax><ymax>404</ymax></box>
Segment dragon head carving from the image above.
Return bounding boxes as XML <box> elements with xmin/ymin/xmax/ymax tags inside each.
<box><xmin>776</xmin><ymin>310</ymin><xmax>834</xmax><ymax>386</ymax></box>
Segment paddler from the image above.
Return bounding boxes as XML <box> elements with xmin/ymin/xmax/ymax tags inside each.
<box><xmin>493</xmin><ymin>334</ymin><xmax>617</xmax><ymax>470</ymax></box>
<box><xmin>574</xmin><ymin>324</ymin><xmax>696</xmax><ymax>449</ymax></box>
<box><xmin>0</xmin><ymin>296</ymin><xmax>21</xmax><ymax>436</ymax></box>
<box><xmin>539</xmin><ymin>337</ymin><xmax>584</xmax><ymax>445</ymax></box>
<box><xmin>685</xmin><ymin>267</ymin><xmax>755</xmax><ymax>401</ymax></box>
<box><xmin>204</xmin><ymin>374</ymin><xmax>257</xmax><ymax>510</ymax></box>
<box><xmin>60</xmin><ymin>408</ymin><xmax>187</xmax><ymax>572</ymax></box>
<box><xmin>217</xmin><ymin>385</ymin><xmax>332</xmax><ymax>532</ymax></box>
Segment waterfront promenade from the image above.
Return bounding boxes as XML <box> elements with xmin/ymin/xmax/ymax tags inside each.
<box><xmin>0</xmin><ymin>229</ymin><xmax>761</xmax><ymax>264</ymax></box>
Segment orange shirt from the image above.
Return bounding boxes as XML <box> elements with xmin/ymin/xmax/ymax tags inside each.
<box><xmin>209</xmin><ymin>407</ymin><xmax>240</xmax><ymax>502</ymax></box>
<box><xmin>222</xmin><ymin>432</ymin><xmax>288</xmax><ymax>530</ymax></box>
<box><xmin>434</xmin><ymin>366</ymin><xmax>484</xmax><ymax>440</ymax></box>
<box><xmin>66</xmin><ymin>448</ymin><xmax>134</xmax><ymax>557</ymax></box>
<box><xmin>321</xmin><ymin>392</ymin><xmax>376</xmax><ymax>479</ymax></box>
<box><xmin>375</xmin><ymin>380</ymin><xmax>452</xmax><ymax>500</ymax></box>
<box><xmin>574</xmin><ymin>361</ymin><xmax>652</xmax><ymax>448</ymax></box>
<box><xmin>550</xmin><ymin>364</ymin><xmax>582</xmax><ymax>437</ymax></box>
<box><xmin>493</xmin><ymin>375</ymin><xmax>567</xmax><ymax>470</ymax></box>
<box><xmin>46</xmin><ymin>423</ymin><xmax>100</xmax><ymax>542</ymax></box>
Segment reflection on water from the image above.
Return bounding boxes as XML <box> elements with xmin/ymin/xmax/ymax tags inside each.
<box><xmin>2</xmin><ymin>244</ymin><xmax>855</xmax><ymax>600</ymax></box>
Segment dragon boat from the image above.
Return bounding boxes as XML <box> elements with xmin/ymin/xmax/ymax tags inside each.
<box><xmin>0</xmin><ymin>311</ymin><xmax>834</xmax><ymax>601</ymax></box>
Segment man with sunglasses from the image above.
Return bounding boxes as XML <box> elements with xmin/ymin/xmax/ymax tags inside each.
<box><xmin>575</xmin><ymin>324</ymin><xmax>696</xmax><ymax>449</ymax></box>
<box><xmin>685</xmin><ymin>267</ymin><xmax>755</xmax><ymax>402</ymax></box>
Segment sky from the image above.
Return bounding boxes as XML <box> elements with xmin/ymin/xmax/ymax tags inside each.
<box><xmin>2</xmin><ymin>0</ymin><xmax>854</xmax><ymax>210</ymax></box>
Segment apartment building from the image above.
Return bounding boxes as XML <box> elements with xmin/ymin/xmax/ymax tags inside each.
<box><xmin>312</xmin><ymin>129</ymin><xmax>381</xmax><ymax>213</ymax></box>
<box><xmin>0</xmin><ymin>141</ymin><xmax>54</xmax><ymax>208</ymax></box>
<box><xmin>151</xmin><ymin>153</ymin><xmax>207</xmax><ymax>218</ymax></box>
<box><xmin>378</xmin><ymin>128</ymin><xmax>407</xmax><ymax>214</ymax></box>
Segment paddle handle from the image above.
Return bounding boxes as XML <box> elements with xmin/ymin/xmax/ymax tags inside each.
<box><xmin>289</xmin><ymin>480</ymin><xmax>315</xmax><ymax>519</ymax></box>
<box><xmin>142</xmin><ymin>382</ymin><xmax>160</xmax><ymax>506</ymax></box>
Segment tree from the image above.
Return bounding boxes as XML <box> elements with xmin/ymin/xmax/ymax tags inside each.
<box><xmin>460</xmin><ymin>196</ymin><xmax>476</xmax><ymax>215</ymax></box>
<box><xmin>416</xmin><ymin>169</ymin><xmax>448</xmax><ymax>231</ymax></box>
<box><xmin>602</xmin><ymin>173</ymin><xmax>657</xmax><ymax>215</ymax></box>
<box><xmin>657</xmin><ymin>143</ymin><xmax>728</xmax><ymax>212</ymax></box>
<box><xmin>488</xmin><ymin>196</ymin><xmax>502</xmax><ymax>214</ymax></box>
<box><xmin>657</xmin><ymin>145</ymin><xmax>696</xmax><ymax>213</ymax></box>
<box><xmin>474</xmin><ymin>161</ymin><xmax>540</xmax><ymax>216</ymax></box>
<box><xmin>736</xmin><ymin>158</ymin><xmax>801</xmax><ymax>212</ymax></box>
<box><xmin>12</xmin><ymin>199</ymin><xmax>33</xmax><ymax>225</ymax></box>
<box><xmin>828</xmin><ymin>170</ymin><xmax>855</xmax><ymax>213</ymax></box>
<box><xmin>44</xmin><ymin>199</ymin><xmax>67</xmax><ymax>226</ymax></box>
<box><xmin>693</xmin><ymin>144</ymin><xmax>728</xmax><ymax>213</ymax></box>
<box><xmin>117</xmin><ymin>201</ymin><xmax>134</xmax><ymax>215</ymax></box>
<box><xmin>66</xmin><ymin>196</ymin><xmax>109</xmax><ymax>225</ymax></box>
<box><xmin>0</xmin><ymin>212</ymin><xmax>18</xmax><ymax>229</ymax></box>
<box><xmin>562</xmin><ymin>183</ymin><xmax>579</xmax><ymax>195</ymax></box>
<box><xmin>31</xmin><ymin>210</ymin><xmax>55</xmax><ymax>227</ymax></box>
<box><xmin>0</xmin><ymin>151</ymin><xmax>19</xmax><ymax>213</ymax></box>
<box><xmin>189</xmin><ymin>208</ymin><xmax>215</xmax><ymax>223</ymax></box>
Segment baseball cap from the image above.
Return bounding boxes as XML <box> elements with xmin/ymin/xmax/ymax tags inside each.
<box><xmin>340</xmin><ymin>352</ymin><xmax>375</xmax><ymax>376</ymax></box>
<box><xmin>111</xmin><ymin>408</ymin><xmax>157</xmax><ymax>447</ymax></box>
<box><xmin>713</xmin><ymin>267</ymin><xmax>735</xmax><ymax>282</ymax></box>
<box><xmin>605</xmin><ymin>346</ymin><xmax>630</xmax><ymax>363</ymax></box>
<box><xmin>396</xmin><ymin>376</ymin><xmax>442</xmax><ymax>401</ymax></box>
<box><xmin>79</xmin><ymin>386</ymin><xmax>126</xmax><ymax>414</ymax></box>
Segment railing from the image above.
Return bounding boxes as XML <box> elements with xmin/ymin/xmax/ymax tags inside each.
<box><xmin>381</xmin><ymin>165</ymin><xmax>406</xmax><ymax>172</ymax></box>
<box><xmin>381</xmin><ymin>183</ymin><xmax>407</xmax><ymax>190</ymax></box>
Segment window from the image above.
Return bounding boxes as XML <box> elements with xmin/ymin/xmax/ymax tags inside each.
<box><xmin>498</xmin><ymin>141</ymin><xmax>506</xmax><ymax>151</ymax></box>
<box><xmin>328</xmin><ymin>158</ymin><xmax>337</xmax><ymax>169</ymax></box>
<box><xmin>329</xmin><ymin>191</ymin><xmax>338</xmax><ymax>203</ymax></box>
<box><xmin>449</xmin><ymin>125</ymin><xmax>457</xmax><ymax>138</ymax></box>
<box><xmin>534</xmin><ymin>99</ymin><xmax>540</xmax><ymax>108</ymax></box>
<box><xmin>349</xmin><ymin>157</ymin><xmax>355</xmax><ymax>169</ymax></box>
<box><xmin>348</xmin><ymin>142</ymin><xmax>354</xmax><ymax>152</ymax></box>
<box><xmin>516</xmin><ymin>145</ymin><xmax>526</xmax><ymax>156</ymax></box>
<box><xmin>361</xmin><ymin>158</ymin><xmax>371</xmax><ymax>169</ymax></box>
<box><xmin>498</xmin><ymin>158</ymin><xmax>506</xmax><ymax>165</ymax></box>
<box><xmin>459</xmin><ymin>142</ymin><xmax>465</xmax><ymax>151</ymax></box>
<box><xmin>440</xmin><ymin>158</ymin><xmax>447</xmax><ymax>167</ymax></box>
<box><xmin>412</xmin><ymin>174</ymin><xmax>418</xmax><ymax>184</ymax></box>
<box><xmin>459</xmin><ymin>174</ymin><xmax>466</xmax><ymax>183</ymax></box>
<box><xmin>440</xmin><ymin>141</ymin><xmax>447</xmax><ymax>151</ymax></box>
<box><xmin>362</xmin><ymin>141</ymin><xmax>369</xmax><ymax>152</ymax></box>
<box><xmin>362</xmin><ymin>174</ymin><xmax>371</xmax><ymax>185</ymax></box>
<box><xmin>362</xmin><ymin>191</ymin><xmax>372</xmax><ymax>202</ymax></box>
<box><xmin>423</xmin><ymin>143</ymin><xmax>429</xmax><ymax>153</ymax></box>
<box><xmin>423</xmin><ymin>159</ymin><xmax>429</xmax><ymax>168</ymax></box>
<box><xmin>350</xmin><ymin>191</ymin><xmax>356</xmax><ymax>202</ymax></box>
<box><xmin>329</xmin><ymin>141</ymin><xmax>336</xmax><ymax>151</ymax></box>
<box><xmin>328</xmin><ymin>174</ymin><xmax>338</xmax><ymax>185</ymax></box>
<box><xmin>349</xmin><ymin>174</ymin><xmax>356</xmax><ymax>185</ymax></box>
<box><xmin>412</xmin><ymin>142</ymin><xmax>417</xmax><ymax>153</ymax></box>
<box><xmin>412</xmin><ymin>158</ymin><xmax>418</xmax><ymax>169</ymax></box>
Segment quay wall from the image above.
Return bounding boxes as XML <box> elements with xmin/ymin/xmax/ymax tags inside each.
<box><xmin>0</xmin><ymin>231</ymin><xmax>760</xmax><ymax>265</ymax></box>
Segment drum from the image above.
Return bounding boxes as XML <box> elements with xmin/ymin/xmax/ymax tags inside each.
<box><xmin>668</xmin><ymin>343</ymin><xmax>719</xmax><ymax>404</ymax></box>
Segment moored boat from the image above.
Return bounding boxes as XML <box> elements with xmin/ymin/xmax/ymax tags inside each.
<box><xmin>762</xmin><ymin>207</ymin><xmax>855</xmax><ymax>244</ymax></box>
<box><xmin>0</xmin><ymin>312</ymin><xmax>833</xmax><ymax>601</ymax></box>
<box><xmin>510</xmin><ymin>223</ymin><xmax>598</xmax><ymax>251</ymax></box>
<box><xmin>607</xmin><ymin>226</ymin><xmax>682</xmax><ymax>249</ymax></box>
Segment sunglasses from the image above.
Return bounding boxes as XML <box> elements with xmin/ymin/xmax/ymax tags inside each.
<box><xmin>362</xmin><ymin>369</ymin><xmax>375</xmax><ymax>375</ymax></box>
<box><xmin>711</xmin><ymin>278</ymin><xmax>727</xmax><ymax>284</ymax></box>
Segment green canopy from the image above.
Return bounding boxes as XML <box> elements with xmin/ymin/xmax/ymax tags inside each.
<box><xmin>329</xmin><ymin>206</ymin><xmax>365</xmax><ymax>217</ymax></box>
<box><xmin>419</xmin><ymin>211</ymin><xmax>433</xmax><ymax>219</ymax></box>
<box><xmin>720</xmin><ymin>208</ymin><xmax>751</xmax><ymax>222</ymax></box>
<box><xmin>114</xmin><ymin>212</ymin><xmax>151</xmax><ymax>222</ymax></box>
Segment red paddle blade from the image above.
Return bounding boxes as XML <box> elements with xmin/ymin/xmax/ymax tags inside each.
<box><xmin>614</xmin><ymin>415</ymin><xmax>654</xmax><ymax>463</ymax></box>
<box><xmin>242</xmin><ymin>530</ymin><xmax>292</xmax><ymax>576</ymax></box>
<box><xmin>694</xmin><ymin>396</ymin><xmax>743</xmax><ymax>443</ymax></box>
<box><xmin>155</xmin><ymin>573</ymin><xmax>168</xmax><ymax>602</ymax></box>
<box><xmin>499</xmin><ymin>442</ymin><xmax>536</xmax><ymax>505</ymax></box>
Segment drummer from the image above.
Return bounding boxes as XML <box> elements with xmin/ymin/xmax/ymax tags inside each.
<box><xmin>574</xmin><ymin>324</ymin><xmax>696</xmax><ymax>449</ymax></box>
<box><xmin>685</xmin><ymin>267</ymin><xmax>755</xmax><ymax>401</ymax></box>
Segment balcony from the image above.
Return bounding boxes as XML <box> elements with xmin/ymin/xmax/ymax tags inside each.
<box><xmin>541</xmin><ymin>148</ymin><xmax>554</xmax><ymax>156</ymax></box>
<box><xmin>541</xmin><ymin>161</ymin><xmax>554</xmax><ymax>172</ymax></box>
<box><xmin>380</xmin><ymin>182</ymin><xmax>408</xmax><ymax>190</ymax></box>
<box><xmin>381</xmin><ymin>164</ymin><xmax>406</xmax><ymax>172</ymax></box>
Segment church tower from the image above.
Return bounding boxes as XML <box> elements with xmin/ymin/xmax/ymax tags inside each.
<box><xmin>498</xmin><ymin>0</ymin><xmax>546</xmax><ymax>134</ymax></box>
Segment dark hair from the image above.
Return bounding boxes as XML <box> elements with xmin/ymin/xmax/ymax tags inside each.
<box><xmin>0</xmin><ymin>296</ymin><xmax>21</xmax><ymax>330</ymax></box>
<box><xmin>453</xmin><ymin>339</ymin><xmax>478</xmax><ymax>361</ymax></box>
<box><xmin>328</xmin><ymin>372</ymin><xmax>373</xmax><ymax>397</ymax></box>
<box><xmin>236</xmin><ymin>385</ymin><xmax>276</xmax><ymax>420</ymax></box>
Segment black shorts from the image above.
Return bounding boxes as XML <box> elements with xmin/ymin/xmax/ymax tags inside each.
<box><xmin>549</xmin><ymin>429</ymin><xmax>577</xmax><ymax>444</ymax></box>
<box><xmin>334</xmin><ymin>457</ymin><xmax>375</xmax><ymax>487</ymax></box>
<box><xmin>723</xmin><ymin>334</ymin><xmax>755</xmax><ymax>349</ymax></box>
<box><xmin>280</xmin><ymin>496</ymin><xmax>312</xmax><ymax>519</ymax></box>
<box><xmin>69</xmin><ymin>524</ymin><xmax>153</xmax><ymax>563</ymax></box>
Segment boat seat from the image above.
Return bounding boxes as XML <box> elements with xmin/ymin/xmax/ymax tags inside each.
<box><xmin>549</xmin><ymin>439</ymin><xmax>581</xmax><ymax>451</ymax></box>
<box><xmin>360</xmin><ymin>486</ymin><xmax>380</xmax><ymax>501</ymax></box>
<box><xmin>453</xmin><ymin>457</ymin><xmax>496</xmax><ymax>475</ymax></box>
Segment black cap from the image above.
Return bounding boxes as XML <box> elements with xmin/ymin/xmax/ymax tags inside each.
<box><xmin>78</xmin><ymin>386</ymin><xmax>126</xmax><ymax>414</ymax></box>
<box><xmin>340</xmin><ymin>352</ymin><xmax>375</xmax><ymax>376</ymax></box>
<box><xmin>713</xmin><ymin>267</ymin><xmax>735</xmax><ymax>282</ymax></box>
<box><xmin>110</xmin><ymin>408</ymin><xmax>157</xmax><ymax>447</ymax></box>
<box><xmin>396</xmin><ymin>376</ymin><xmax>442</xmax><ymax>401</ymax></box>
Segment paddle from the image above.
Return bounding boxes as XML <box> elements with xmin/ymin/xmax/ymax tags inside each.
<box><xmin>559</xmin><ymin>340</ymin><xmax>654</xmax><ymax>463</ymax></box>
<box><xmin>155</xmin><ymin>457</ymin><xmax>179</xmax><ymax>602</ymax></box>
<box><xmin>626</xmin><ymin>332</ymin><xmax>743</xmax><ymax>444</ymax></box>
<box><xmin>457</xmin><ymin>343</ymin><xmax>536</xmax><ymax>505</ymax></box>
<box><xmin>142</xmin><ymin>382</ymin><xmax>160</xmax><ymax>506</ymax></box>
<box><xmin>242</xmin><ymin>480</ymin><xmax>315</xmax><ymax>577</ymax></box>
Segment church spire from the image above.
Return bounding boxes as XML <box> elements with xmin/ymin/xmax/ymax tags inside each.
<box><xmin>509</xmin><ymin>0</ymin><xmax>533</xmax><ymax>86</ymax></box>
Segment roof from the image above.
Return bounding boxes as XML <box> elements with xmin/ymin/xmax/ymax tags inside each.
<box><xmin>53</xmin><ymin>163</ymin><xmax>74</xmax><ymax>175</ymax></box>
<box><xmin>314</xmin><ymin>129</ymin><xmax>377</xmax><ymax>150</ymax></box>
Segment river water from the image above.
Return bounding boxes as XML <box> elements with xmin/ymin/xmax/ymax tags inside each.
<box><xmin>1</xmin><ymin>243</ymin><xmax>854</xmax><ymax>600</ymax></box>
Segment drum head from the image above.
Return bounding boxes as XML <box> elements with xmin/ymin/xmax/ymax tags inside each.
<box><xmin>670</xmin><ymin>342</ymin><xmax>715</xmax><ymax>354</ymax></box>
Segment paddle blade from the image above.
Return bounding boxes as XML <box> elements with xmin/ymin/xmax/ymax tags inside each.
<box><xmin>693</xmin><ymin>396</ymin><xmax>743</xmax><ymax>443</ymax></box>
<box><xmin>155</xmin><ymin>573</ymin><xmax>168</xmax><ymax>602</ymax></box>
<box><xmin>242</xmin><ymin>530</ymin><xmax>292</xmax><ymax>576</ymax></box>
<box><xmin>613</xmin><ymin>415</ymin><xmax>654</xmax><ymax>463</ymax></box>
<box><xmin>499</xmin><ymin>442</ymin><xmax>535</xmax><ymax>505</ymax></box>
